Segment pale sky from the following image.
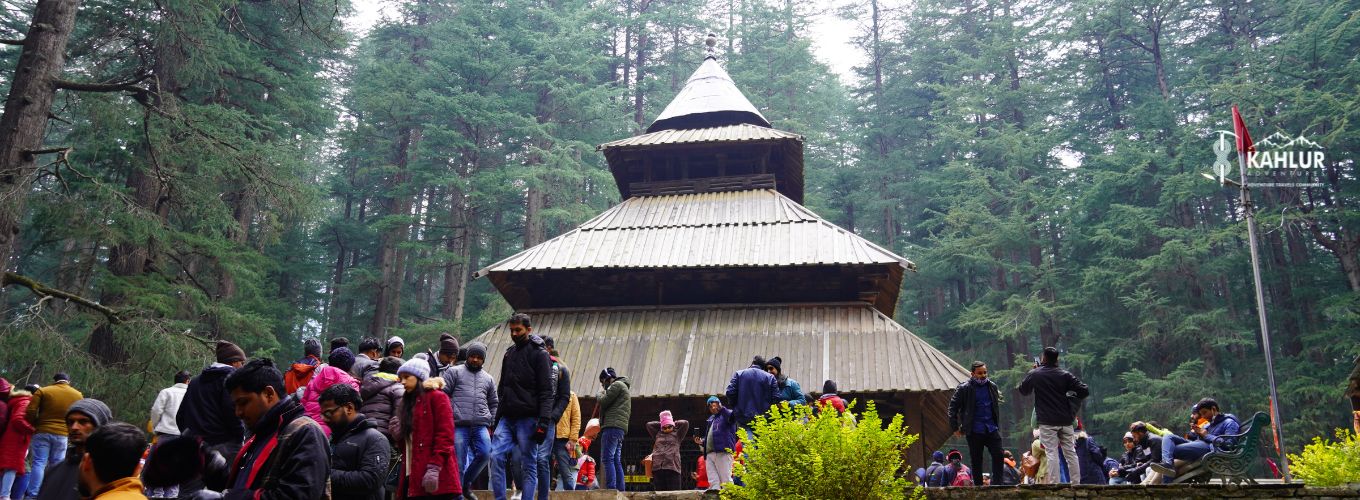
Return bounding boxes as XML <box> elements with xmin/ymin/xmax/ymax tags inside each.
<box><xmin>344</xmin><ymin>0</ymin><xmax>867</xmax><ymax>84</ymax></box>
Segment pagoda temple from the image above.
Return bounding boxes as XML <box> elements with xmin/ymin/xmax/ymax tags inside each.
<box><xmin>468</xmin><ymin>54</ymin><xmax>968</xmax><ymax>485</ymax></box>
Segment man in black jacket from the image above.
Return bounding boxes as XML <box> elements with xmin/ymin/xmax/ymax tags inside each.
<box><xmin>176</xmin><ymin>341</ymin><xmax>247</xmax><ymax>493</ymax></box>
<box><xmin>223</xmin><ymin>358</ymin><xmax>330</xmax><ymax>500</ymax></box>
<box><xmin>947</xmin><ymin>361</ymin><xmax>1004</xmax><ymax>486</ymax></box>
<box><xmin>320</xmin><ymin>384</ymin><xmax>390</xmax><ymax>500</ymax></box>
<box><xmin>1017</xmin><ymin>347</ymin><xmax>1089</xmax><ymax>484</ymax></box>
<box><xmin>490</xmin><ymin>313</ymin><xmax>555</xmax><ymax>500</ymax></box>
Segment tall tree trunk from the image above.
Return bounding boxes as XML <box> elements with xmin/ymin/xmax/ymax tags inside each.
<box><xmin>0</xmin><ymin>0</ymin><xmax>80</xmax><ymax>272</ymax></box>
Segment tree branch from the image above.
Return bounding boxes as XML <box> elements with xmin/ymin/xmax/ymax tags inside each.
<box><xmin>0</xmin><ymin>38</ymin><xmax>23</xmax><ymax>45</ymax></box>
<box><xmin>53</xmin><ymin>78</ymin><xmax>148</xmax><ymax>93</ymax></box>
<box><xmin>2</xmin><ymin>271</ymin><xmax>124</xmax><ymax>323</ymax></box>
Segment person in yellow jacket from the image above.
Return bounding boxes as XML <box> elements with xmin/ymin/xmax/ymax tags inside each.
<box><xmin>552</xmin><ymin>390</ymin><xmax>581</xmax><ymax>490</ymax></box>
<box><xmin>24</xmin><ymin>373</ymin><xmax>82</xmax><ymax>498</ymax></box>
<box><xmin>77</xmin><ymin>423</ymin><xmax>148</xmax><ymax>500</ymax></box>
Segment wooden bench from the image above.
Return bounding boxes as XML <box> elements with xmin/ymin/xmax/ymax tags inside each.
<box><xmin>1171</xmin><ymin>411</ymin><xmax>1270</xmax><ymax>485</ymax></box>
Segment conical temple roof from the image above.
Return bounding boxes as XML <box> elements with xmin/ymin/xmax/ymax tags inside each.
<box><xmin>647</xmin><ymin>56</ymin><xmax>771</xmax><ymax>133</ymax></box>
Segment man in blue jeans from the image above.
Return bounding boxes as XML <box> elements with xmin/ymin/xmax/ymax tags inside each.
<box><xmin>597</xmin><ymin>368</ymin><xmax>631</xmax><ymax>491</ymax></box>
<box><xmin>442</xmin><ymin>340</ymin><xmax>499</xmax><ymax>496</ymax></box>
<box><xmin>489</xmin><ymin>314</ymin><xmax>555</xmax><ymax>500</ymax></box>
<box><xmin>1150</xmin><ymin>398</ymin><xmax>1240</xmax><ymax>481</ymax></box>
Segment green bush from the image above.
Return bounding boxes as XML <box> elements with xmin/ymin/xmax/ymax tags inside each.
<box><xmin>723</xmin><ymin>401</ymin><xmax>921</xmax><ymax>500</ymax></box>
<box><xmin>1288</xmin><ymin>429</ymin><xmax>1360</xmax><ymax>486</ymax></box>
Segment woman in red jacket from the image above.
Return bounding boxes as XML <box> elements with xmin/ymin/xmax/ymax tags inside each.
<box><xmin>393</xmin><ymin>358</ymin><xmax>460</xmax><ymax>499</ymax></box>
<box><xmin>0</xmin><ymin>383</ymin><xmax>36</xmax><ymax>500</ymax></box>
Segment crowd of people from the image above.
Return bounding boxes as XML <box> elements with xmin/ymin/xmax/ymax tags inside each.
<box><xmin>928</xmin><ymin>347</ymin><xmax>1254</xmax><ymax>488</ymax></box>
<box><xmin>0</xmin><ymin>318</ymin><xmax>1260</xmax><ymax>500</ymax></box>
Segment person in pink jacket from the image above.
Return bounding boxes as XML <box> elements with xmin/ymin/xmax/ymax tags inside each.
<box><xmin>303</xmin><ymin>347</ymin><xmax>360</xmax><ymax>437</ymax></box>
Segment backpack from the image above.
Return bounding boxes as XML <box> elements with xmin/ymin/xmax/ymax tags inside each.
<box><xmin>950</xmin><ymin>465</ymin><xmax>973</xmax><ymax>487</ymax></box>
<box><xmin>925</xmin><ymin>463</ymin><xmax>948</xmax><ymax>487</ymax></box>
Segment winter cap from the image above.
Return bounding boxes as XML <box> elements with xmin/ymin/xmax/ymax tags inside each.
<box><xmin>932</xmin><ymin>451</ymin><xmax>946</xmax><ymax>462</ymax></box>
<box><xmin>823</xmin><ymin>380</ymin><xmax>837</xmax><ymax>394</ymax></box>
<box><xmin>304</xmin><ymin>339</ymin><xmax>322</xmax><ymax>358</ymax></box>
<box><xmin>1123</xmin><ymin>432</ymin><xmax>1134</xmax><ymax>441</ymax></box>
<box><xmin>750</xmin><ymin>356</ymin><xmax>766</xmax><ymax>368</ymax></box>
<box><xmin>67</xmin><ymin>398</ymin><xmax>112</xmax><ymax>426</ymax></box>
<box><xmin>765</xmin><ymin>356</ymin><xmax>782</xmax><ymax>373</ymax></box>
<box><xmin>467</xmin><ymin>342</ymin><xmax>488</xmax><ymax>359</ymax></box>
<box><xmin>660</xmin><ymin>410</ymin><xmax>674</xmax><ymax>427</ymax></box>
<box><xmin>439</xmin><ymin>333</ymin><xmax>459</xmax><ymax>356</ymax></box>
<box><xmin>384</xmin><ymin>336</ymin><xmax>405</xmax><ymax>356</ymax></box>
<box><xmin>542</xmin><ymin>336</ymin><xmax>555</xmax><ymax>349</ymax></box>
<box><xmin>947</xmin><ymin>449</ymin><xmax>963</xmax><ymax>461</ymax></box>
<box><xmin>215</xmin><ymin>341</ymin><xmax>247</xmax><ymax>364</ymax></box>
<box><xmin>397</xmin><ymin>357</ymin><xmax>430</xmax><ymax>381</ymax></box>
<box><xmin>53</xmin><ymin>372</ymin><xmax>71</xmax><ymax>382</ymax></box>
<box><xmin>707</xmin><ymin>396</ymin><xmax>720</xmax><ymax>405</ymax></box>
<box><xmin>599</xmin><ymin>367</ymin><xmax>617</xmax><ymax>381</ymax></box>
<box><xmin>378</xmin><ymin>356</ymin><xmax>404</xmax><ymax>374</ymax></box>
<box><xmin>328</xmin><ymin>347</ymin><xmax>356</xmax><ymax>372</ymax></box>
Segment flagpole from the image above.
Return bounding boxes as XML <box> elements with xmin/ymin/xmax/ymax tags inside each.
<box><xmin>1236</xmin><ymin>146</ymin><xmax>1292</xmax><ymax>483</ymax></box>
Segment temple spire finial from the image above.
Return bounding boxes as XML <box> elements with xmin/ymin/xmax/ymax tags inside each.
<box><xmin>705</xmin><ymin>33</ymin><xmax>717</xmax><ymax>60</ymax></box>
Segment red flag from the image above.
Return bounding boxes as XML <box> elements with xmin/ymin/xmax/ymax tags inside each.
<box><xmin>1232</xmin><ymin>105</ymin><xmax>1255</xmax><ymax>156</ymax></box>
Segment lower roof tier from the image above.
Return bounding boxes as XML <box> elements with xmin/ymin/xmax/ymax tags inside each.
<box><xmin>467</xmin><ymin>302</ymin><xmax>969</xmax><ymax>400</ymax></box>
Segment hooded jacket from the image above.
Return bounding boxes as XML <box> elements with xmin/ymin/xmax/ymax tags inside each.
<box><xmin>774</xmin><ymin>376</ymin><xmax>806</xmax><ymax>406</ymax></box>
<box><xmin>283</xmin><ymin>355</ymin><xmax>321</xmax><ymax>395</ymax></box>
<box><xmin>1017</xmin><ymin>364</ymin><xmax>1089</xmax><ymax>426</ymax></box>
<box><xmin>947</xmin><ymin>378</ymin><xmax>1002</xmax><ymax>435</ymax></box>
<box><xmin>494</xmin><ymin>334</ymin><xmax>554</xmax><ymax>423</ymax></box>
<box><xmin>440</xmin><ymin>363</ymin><xmax>498</xmax><ymax>428</ymax></box>
<box><xmin>725</xmin><ymin>365</ymin><xmax>778</xmax><ymax>426</ymax></box>
<box><xmin>26</xmin><ymin>381</ymin><xmax>82</xmax><ymax>435</ymax></box>
<box><xmin>598</xmin><ymin>377</ymin><xmax>631</xmax><ymax>432</ymax></box>
<box><xmin>395</xmin><ymin>378</ymin><xmax>461</xmax><ymax>497</ymax></box>
<box><xmin>330</xmin><ymin>414</ymin><xmax>391</xmax><ymax>500</ymax></box>
<box><xmin>0</xmin><ymin>392</ymin><xmax>34</xmax><ymax>471</ymax></box>
<box><xmin>223</xmin><ymin>396</ymin><xmax>331</xmax><ymax>500</ymax></box>
<box><xmin>702</xmin><ymin>406</ymin><xmax>738</xmax><ymax>454</ymax></box>
<box><xmin>177</xmin><ymin>364</ymin><xmax>245</xmax><ymax>446</ymax></box>
<box><xmin>302</xmin><ymin>365</ymin><xmax>360</xmax><ymax>438</ymax></box>
<box><xmin>359</xmin><ymin>373</ymin><xmax>404</xmax><ymax>442</ymax></box>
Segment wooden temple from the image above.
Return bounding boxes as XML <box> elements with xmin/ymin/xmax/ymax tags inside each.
<box><xmin>468</xmin><ymin>55</ymin><xmax>968</xmax><ymax>486</ymax></box>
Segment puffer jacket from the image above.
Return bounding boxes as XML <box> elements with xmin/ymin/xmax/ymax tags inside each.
<box><xmin>303</xmin><ymin>365</ymin><xmax>359</xmax><ymax>437</ymax></box>
<box><xmin>598</xmin><ymin>377</ymin><xmax>631</xmax><ymax>432</ymax></box>
<box><xmin>494</xmin><ymin>335</ymin><xmax>553</xmax><ymax>423</ymax></box>
<box><xmin>330</xmin><ymin>414</ymin><xmax>391</xmax><ymax>500</ymax></box>
<box><xmin>0</xmin><ymin>393</ymin><xmax>34</xmax><ymax>471</ymax></box>
<box><xmin>350</xmin><ymin>355</ymin><xmax>379</xmax><ymax>381</ymax></box>
<box><xmin>775</xmin><ymin>376</ymin><xmax>806</xmax><ymax>406</ymax></box>
<box><xmin>360</xmin><ymin>373</ymin><xmax>404</xmax><ymax>442</ymax></box>
<box><xmin>393</xmin><ymin>378</ymin><xmax>460</xmax><ymax>497</ymax></box>
<box><xmin>440</xmin><ymin>364</ymin><xmax>498</xmax><ymax>428</ymax></box>
<box><xmin>725</xmin><ymin>365</ymin><xmax>777</xmax><ymax>426</ymax></box>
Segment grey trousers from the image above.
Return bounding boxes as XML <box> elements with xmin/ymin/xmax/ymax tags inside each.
<box><xmin>1038</xmin><ymin>424</ymin><xmax>1080</xmax><ymax>484</ymax></box>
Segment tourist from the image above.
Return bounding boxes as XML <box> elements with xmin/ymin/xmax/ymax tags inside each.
<box><xmin>0</xmin><ymin>382</ymin><xmax>34</xmax><ymax>500</ymax></box>
<box><xmin>176</xmin><ymin>341</ymin><xmax>247</xmax><ymax>492</ymax></box>
<box><xmin>351</xmin><ymin>337</ymin><xmax>383</xmax><ymax>380</ymax></box>
<box><xmin>1110</xmin><ymin>433</ymin><xmax>1140</xmax><ymax>484</ymax></box>
<box><xmin>697</xmin><ymin>396</ymin><xmax>737</xmax><ymax>491</ymax></box>
<box><xmin>393</xmin><ymin>358</ymin><xmax>460</xmax><ymax>499</ymax></box>
<box><xmin>435</xmin><ymin>334</ymin><xmax>460</xmax><ymax>372</ymax></box>
<box><xmin>303</xmin><ymin>347</ymin><xmax>361</xmax><ymax>438</ymax></box>
<box><xmin>1128</xmin><ymin>421</ymin><xmax>1162</xmax><ymax>482</ymax></box>
<box><xmin>725</xmin><ymin>356</ymin><xmax>778</xmax><ymax>442</ymax></box>
<box><xmin>947</xmin><ymin>361</ymin><xmax>1005</xmax><ymax>486</ymax></box>
<box><xmin>1017</xmin><ymin>347</ymin><xmax>1089</xmax><ymax>484</ymax></box>
<box><xmin>490</xmin><ymin>313</ymin><xmax>554</xmax><ymax>500</ymax></box>
<box><xmin>597</xmin><ymin>367</ymin><xmax>631</xmax><ymax>491</ymax></box>
<box><xmin>35</xmin><ymin>398</ymin><xmax>110</xmax><ymax>500</ymax></box>
<box><xmin>1074</xmin><ymin>427</ymin><xmax>1107</xmax><ymax>485</ymax></box>
<box><xmin>815</xmin><ymin>380</ymin><xmax>847</xmax><ymax>415</ymax></box>
<box><xmin>923</xmin><ymin>451</ymin><xmax>949</xmax><ymax>487</ymax></box>
<box><xmin>442</xmin><ymin>341</ymin><xmax>497</xmax><ymax>495</ymax></box>
<box><xmin>764</xmin><ymin>357</ymin><xmax>805</xmax><ymax>406</ymax></box>
<box><xmin>646</xmin><ymin>410</ymin><xmax>689</xmax><ymax>491</ymax></box>
<box><xmin>320</xmin><ymin>384</ymin><xmax>391</xmax><ymax>500</ymax></box>
<box><xmin>575</xmin><ymin>437</ymin><xmax>596</xmax><ymax>491</ymax></box>
<box><xmin>145</xmin><ymin>370</ymin><xmax>190</xmax><ymax>499</ymax></box>
<box><xmin>945</xmin><ymin>449</ymin><xmax>972</xmax><ymax>487</ymax></box>
<box><xmin>77</xmin><ymin>423</ymin><xmax>147</xmax><ymax>500</ymax></box>
<box><xmin>999</xmin><ymin>450</ymin><xmax>1021</xmax><ymax>485</ymax></box>
<box><xmin>383</xmin><ymin>336</ymin><xmax>406</xmax><ymax>359</ymax></box>
<box><xmin>536</xmin><ymin>336</ymin><xmax>573</xmax><ymax>499</ymax></box>
<box><xmin>547</xmin><ymin>343</ymin><xmax>580</xmax><ymax>493</ymax></box>
<box><xmin>1151</xmin><ymin>398</ymin><xmax>1240</xmax><ymax>481</ymax></box>
<box><xmin>24</xmin><ymin>373</ymin><xmax>84</xmax><ymax>499</ymax></box>
<box><xmin>284</xmin><ymin>339</ymin><xmax>323</xmax><ymax>396</ymax></box>
<box><xmin>222</xmin><ymin>358</ymin><xmax>329</xmax><ymax>498</ymax></box>
<box><xmin>359</xmin><ymin>356</ymin><xmax>405</xmax><ymax>444</ymax></box>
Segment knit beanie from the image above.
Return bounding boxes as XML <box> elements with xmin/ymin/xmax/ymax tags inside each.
<box><xmin>467</xmin><ymin>342</ymin><xmax>488</xmax><ymax>359</ymax></box>
<box><xmin>439</xmin><ymin>333</ymin><xmax>459</xmax><ymax>357</ymax></box>
<box><xmin>823</xmin><ymin>379</ymin><xmax>837</xmax><ymax>394</ymax></box>
<box><xmin>67</xmin><ymin>398</ymin><xmax>112</xmax><ymax>426</ymax></box>
<box><xmin>379</xmin><ymin>356</ymin><xmax>404</xmax><ymax>374</ymax></box>
<box><xmin>303</xmin><ymin>339</ymin><xmax>322</xmax><ymax>358</ymax></box>
<box><xmin>385</xmin><ymin>336</ymin><xmax>405</xmax><ymax>356</ymax></box>
<box><xmin>766</xmin><ymin>356</ymin><xmax>783</xmax><ymax>373</ymax></box>
<box><xmin>659</xmin><ymin>410</ymin><xmax>674</xmax><ymax>427</ymax></box>
<box><xmin>599</xmin><ymin>367</ymin><xmax>617</xmax><ymax>382</ymax></box>
<box><xmin>947</xmin><ymin>449</ymin><xmax>962</xmax><ymax>462</ymax></box>
<box><xmin>397</xmin><ymin>357</ymin><xmax>430</xmax><ymax>381</ymax></box>
<box><xmin>215</xmin><ymin>341</ymin><xmax>247</xmax><ymax>364</ymax></box>
<box><xmin>706</xmin><ymin>396</ymin><xmax>720</xmax><ymax>405</ymax></box>
<box><xmin>328</xmin><ymin>347</ymin><xmax>356</xmax><ymax>372</ymax></box>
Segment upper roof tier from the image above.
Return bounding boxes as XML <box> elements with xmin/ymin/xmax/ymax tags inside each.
<box><xmin>647</xmin><ymin>57</ymin><xmax>771</xmax><ymax>133</ymax></box>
